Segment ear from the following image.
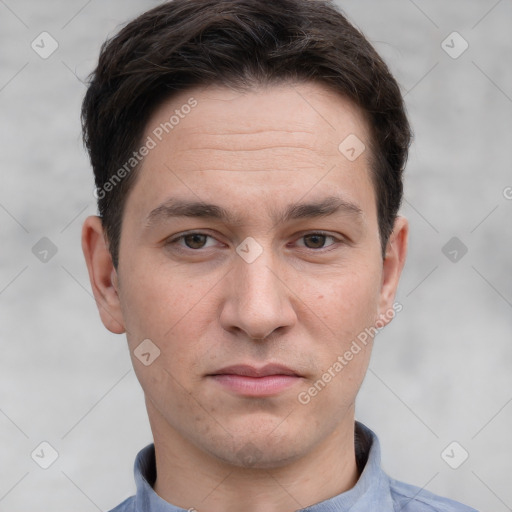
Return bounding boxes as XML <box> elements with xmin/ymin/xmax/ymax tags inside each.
<box><xmin>81</xmin><ymin>216</ymin><xmax>125</xmax><ymax>334</ymax></box>
<box><xmin>377</xmin><ymin>215</ymin><xmax>408</xmax><ymax>323</ymax></box>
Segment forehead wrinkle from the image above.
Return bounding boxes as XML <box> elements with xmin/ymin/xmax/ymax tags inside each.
<box><xmin>177</xmin><ymin>145</ymin><xmax>320</xmax><ymax>153</ymax></box>
<box><xmin>172</xmin><ymin>125</ymin><xmax>334</xmax><ymax>155</ymax></box>
<box><xmin>182</xmin><ymin>128</ymin><xmax>316</xmax><ymax>136</ymax></box>
<box><xmin>173</xmin><ymin>134</ymin><xmax>326</xmax><ymax>155</ymax></box>
<box><xmin>171</xmin><ymin>142</ymin><xmax>338</xmax><ymax>172</ymax></box>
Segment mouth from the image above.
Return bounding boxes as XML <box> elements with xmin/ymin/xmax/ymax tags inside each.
<box><xmin>207</xmin><ymin>364</ymin><xmax>303</xmax><ymax>397</ymax></box>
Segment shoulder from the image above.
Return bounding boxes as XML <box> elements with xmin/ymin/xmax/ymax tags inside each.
<box><xmin>107</xmin><ymin>496</ymin><xmax>136</xmax><ymax>512</ymax></box>
<box><xmin>388</xmin><ymin>476</ymin><xmax>479</xmax><ymax>512</ymax></box>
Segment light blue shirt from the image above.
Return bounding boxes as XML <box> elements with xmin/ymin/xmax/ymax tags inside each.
<box><xmin>110</xmin><ymin>422</ymin><xmax>478</xmax><ymax>512</ymax></box>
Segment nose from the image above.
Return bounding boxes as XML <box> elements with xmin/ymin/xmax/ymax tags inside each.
<box><xmin>219</xmin><ymin>247</ymin><xmax>297</xmax><ymax>340</ymax></box>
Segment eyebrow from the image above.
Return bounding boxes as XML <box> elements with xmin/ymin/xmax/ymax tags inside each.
<box><xmin>145</xmin><ymin>195</ymin><xmax>364</xmax><ymax>228</ymax></box>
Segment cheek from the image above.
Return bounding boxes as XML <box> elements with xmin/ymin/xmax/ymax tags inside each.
<box><xmin>120</xmin><ymin>273</ymin><xmax>206</xmax><ymax>411</ymax></box>
<box><xmin>302</xmin><ymin>264</ymin><xmax>381</xmax><ymax>392</ymax></box>
<box><xmin>120</xmin><ymin>260</ymin><xmax>213</xmax><ymax>341</ymax></box>
<box><xmin>300</xmin><ymin>277</ymin><xmax>377</xmax><ymax>413</ymax></box>
<box><xmin>311</xmin><ymin>264</ymin><xmax>381</xmax><ymax>334</ymax></box>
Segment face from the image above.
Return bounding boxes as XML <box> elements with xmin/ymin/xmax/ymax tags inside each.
<box><xmin>83</xmin><ymin>82</ymin><xmax>407</xmax><ymax>469</ymax></box>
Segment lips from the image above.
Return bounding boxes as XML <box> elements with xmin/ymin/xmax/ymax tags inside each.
<box><xmin>208</xmin><ymin>364</ymin><xmax>302</xmax><ymax>397</ymax></box>
<box><xmin>209</xmin><ymin>364</ymin><xmax>300</xmax><ymax>378</ymax></box>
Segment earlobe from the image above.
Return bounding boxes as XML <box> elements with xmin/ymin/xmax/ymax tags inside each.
<box><xmin>377</xmin><ymin>216</ymin><xmax>408</xmax><ymax>322</ymax></box>
<box><xmin>81</xmin><ymin>216</ymin><xmax>126</xmax><ymax>334</ymax></box>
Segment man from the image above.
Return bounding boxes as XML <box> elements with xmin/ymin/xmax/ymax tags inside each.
<box><xmin>81</xmin><ymin>1</ymin><xmax>478</xmax><ymax>510</ymax></box>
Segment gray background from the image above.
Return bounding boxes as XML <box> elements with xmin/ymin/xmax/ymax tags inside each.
<box><xmin>1</xmin><ymin>0</ymin><xmax>511</xmax><ymax>511</ymax></box>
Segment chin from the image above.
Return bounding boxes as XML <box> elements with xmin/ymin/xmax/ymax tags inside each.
<box><xmin>205</xmin><ymin>430</ymin><xmax>306</xmax><ymax>470</ymax></box>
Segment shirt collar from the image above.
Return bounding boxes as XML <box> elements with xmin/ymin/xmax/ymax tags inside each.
<box><xmin>133</xmin><ymin>421</ymin><xmax>394</xmax><ymax>511</ymax></box>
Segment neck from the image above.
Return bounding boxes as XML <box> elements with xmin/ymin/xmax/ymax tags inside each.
<box><xmin>149</xmin><ymin>403</ymin><xmax>360</xmax><ymax>512</ymax></box>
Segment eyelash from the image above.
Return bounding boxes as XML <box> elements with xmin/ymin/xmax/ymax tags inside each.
<box><xmin>165</xmin><ymin>231</ymin><xmax>343</xmax><ymax>253</ymax></box>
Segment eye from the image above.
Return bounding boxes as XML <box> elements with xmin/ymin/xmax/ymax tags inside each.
<box><xmin>165</xmin><ymin>231</ymin><xmax>342</xmax><ymax>253</ymax></box>
<box><xmin>296</xmin><ymin>232</ymin><xmax>340</xmax><ymax>250</ymax></box>
<box><xmin>167</xmin><ymin>232</ymin><xmax>217</xmax><ymax>250</ymax></box>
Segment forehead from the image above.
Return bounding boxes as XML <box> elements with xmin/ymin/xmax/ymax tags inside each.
<box><xmin>126</xmin><ymin>82</ymin><xmax>376</xmax><ymax>224</ymax></box>
<box><xmin>152</xmin><ymin>83</ymin><xmax>368</xmax><ymax>164</ymax></box>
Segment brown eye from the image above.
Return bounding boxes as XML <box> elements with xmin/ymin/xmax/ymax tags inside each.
<box><xmin>303</xmin><ymin>234</ymin><xmax>328</xmax><ymax>249</ymax></box>
<box><xmin>165</xmin><ymin>231</ymin><xmax>219</xmax><ymax>252</ymax></box>
<box><xmin>183</xmin><ymin>233</ymin><xmax>209</xmax><ymax>249</ymax></box>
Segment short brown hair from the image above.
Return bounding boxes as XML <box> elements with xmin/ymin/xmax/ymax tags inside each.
<box><xmin>81</xmin><ymin>0</ymin><xmax>412</xmax><ymax>267</ymax></box>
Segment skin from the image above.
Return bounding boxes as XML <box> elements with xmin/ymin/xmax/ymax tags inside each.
<box><xmin>82</xmin><ymin>82</ymin><xmax>408</xmax><ymax>512</ymax></box>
